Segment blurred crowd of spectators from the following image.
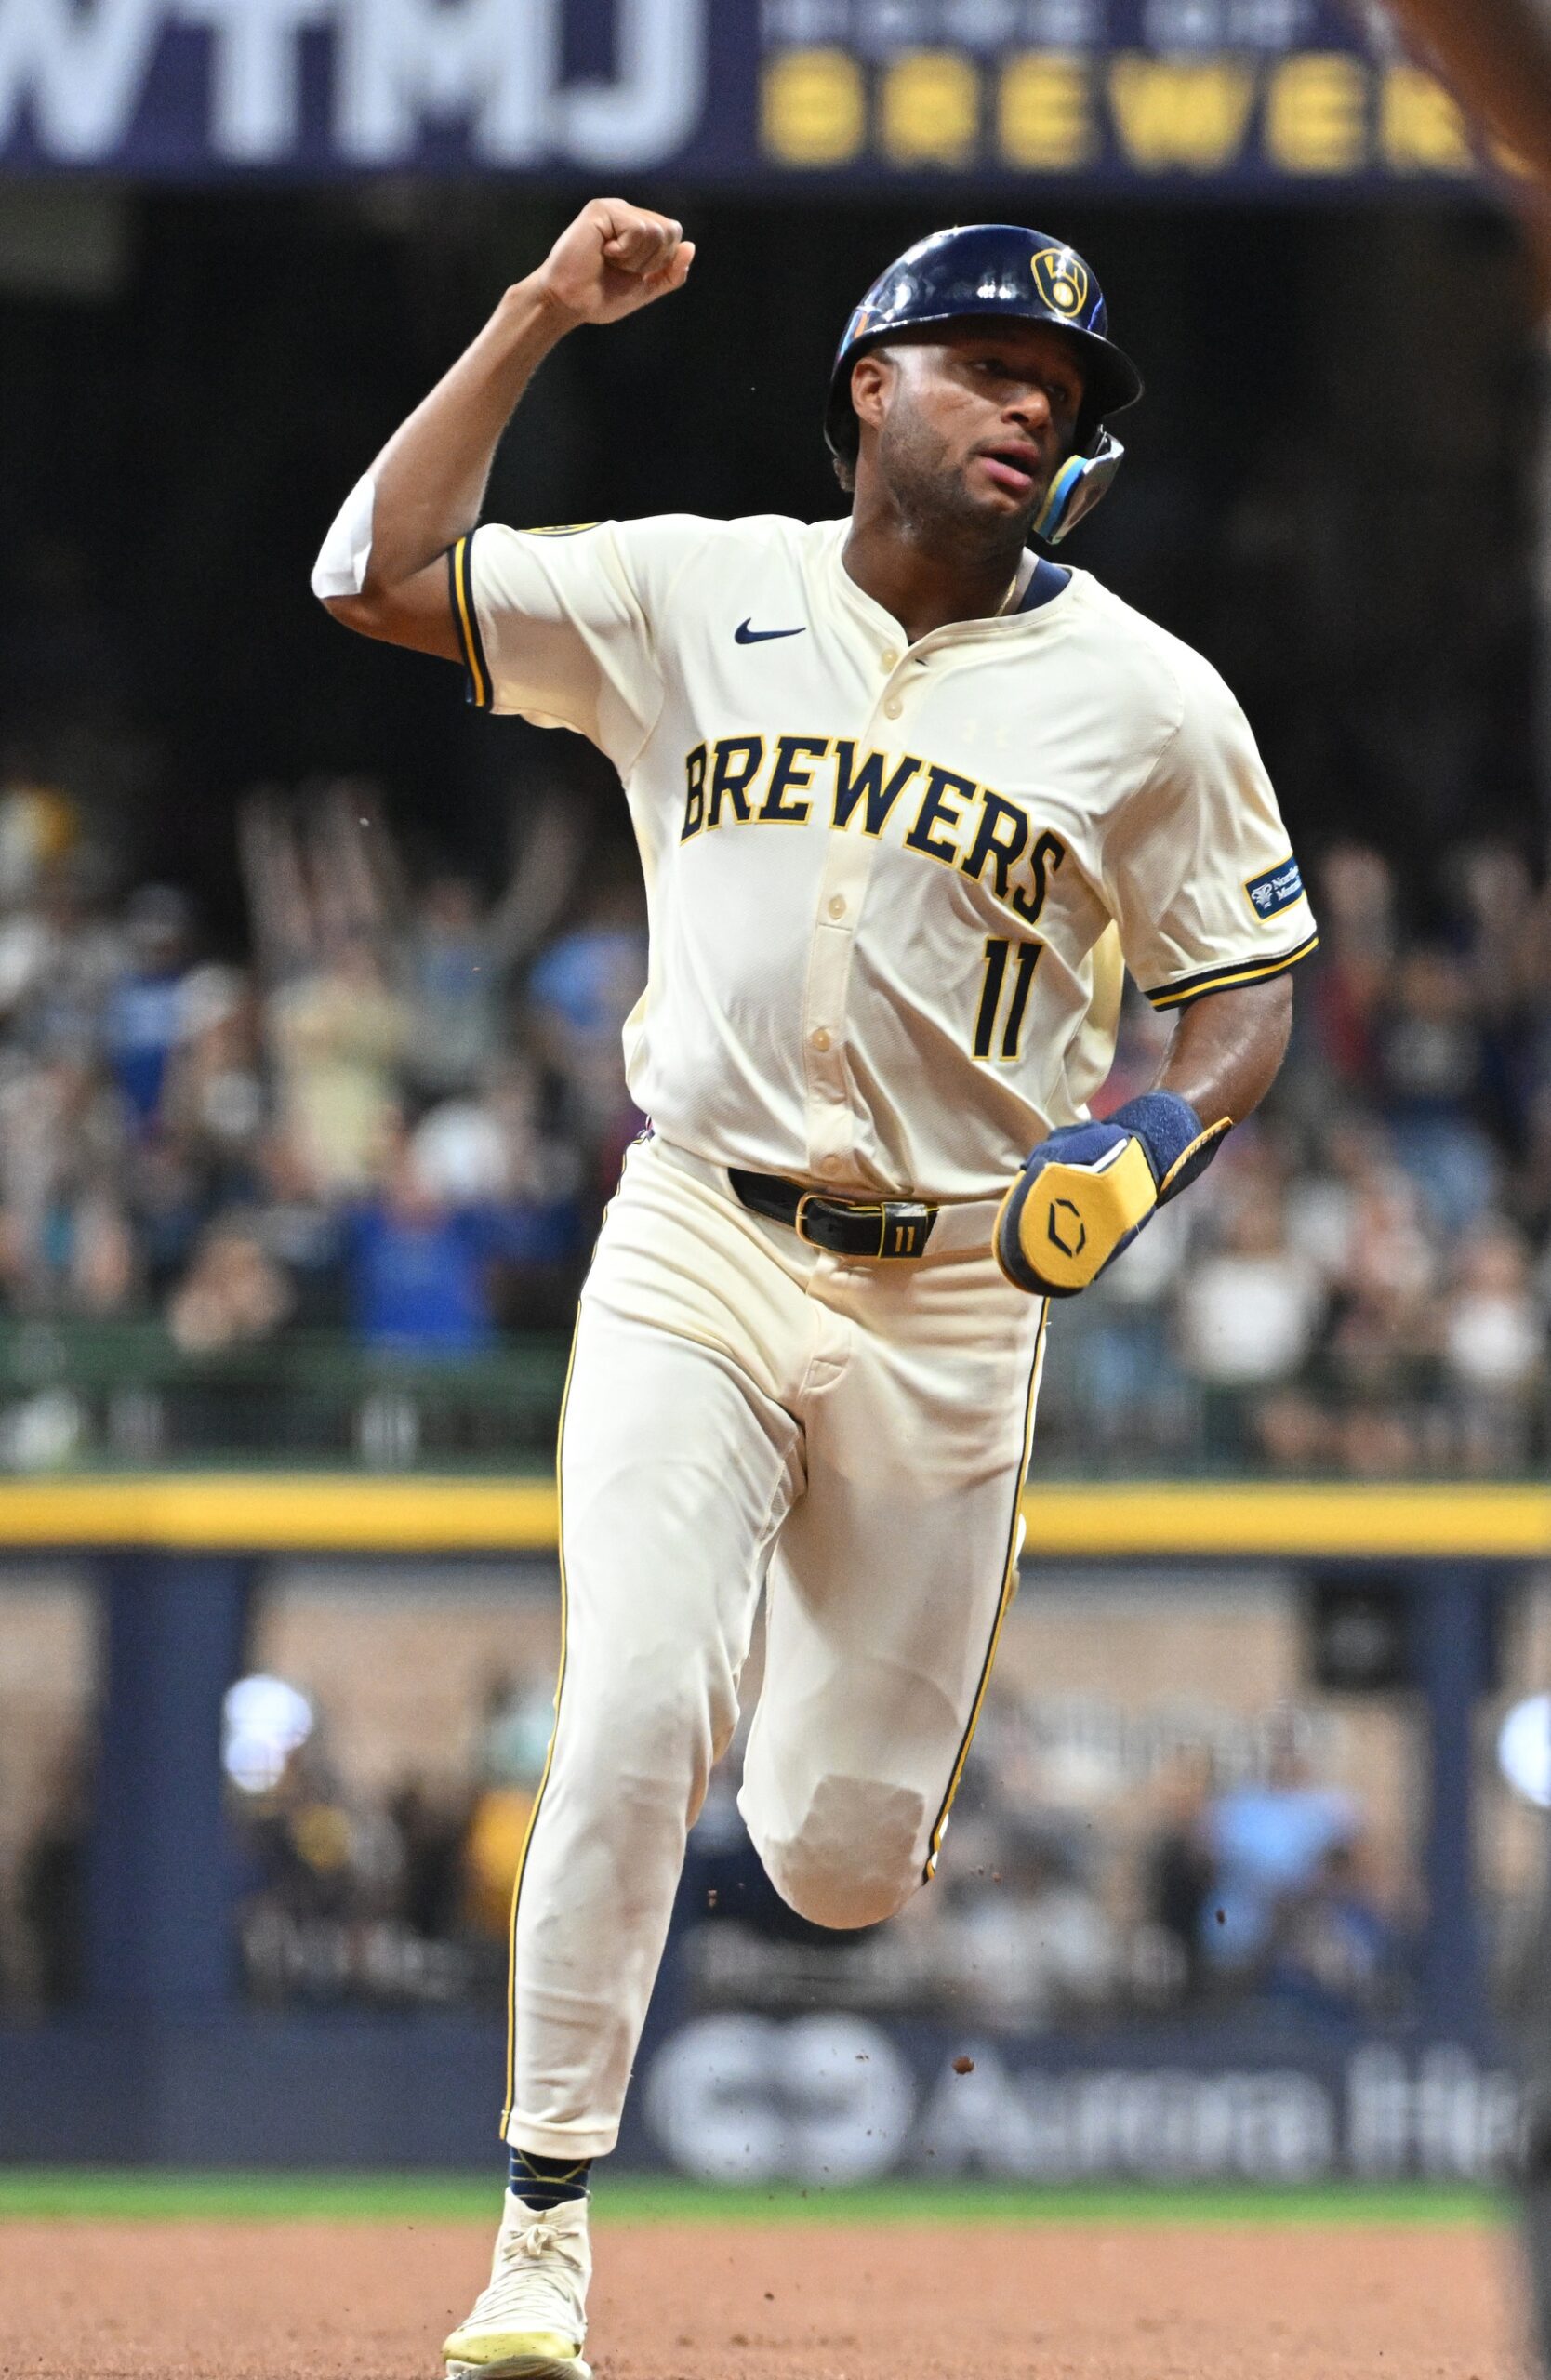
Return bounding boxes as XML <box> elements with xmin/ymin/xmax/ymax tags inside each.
<box><xmin>227</xmin><ymin>1675</ymin><xmax>558</xmax><ymax>2012</ymax></box>
<box><xmin>222</xmin><ymin>1690</ymin><xmax>1402</xmax><ymax>2029</ymax></box>
<box><xmin>0</xmin><ymin>776</ymin><xmax>643</xmax><ymax>1373</ymax></box>
<box><xmin>1052</xmin><ymin>839</ymin><xmax>1551</xmax><ymax>1474</ymax></box>
<box><xmin>13</xmin><ymin>1668</ymin><xmax>1401</xmax><ymax>2031</ymax></box>
<box><xmin>6</xmin><ymin>1672</ymin><xmax>560</xmax><ymax>2013</ymax></box>
<box><xmin>146</xmin><ymin>1666</ymin><xmax>1399</xmax><ymax>2029</ymax></box>
<box><xmin>682</xmin><ymin>1700</ymin><xmax>1405</xmax><ymax>2032</ymax></box>
<box><xmin>0</xmin><ymin>772</ymin><xmax>1546</xmax><ymax>1471</ymax></box>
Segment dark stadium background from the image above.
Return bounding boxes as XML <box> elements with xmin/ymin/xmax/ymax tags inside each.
<box><xmin>2</xmin><ymin>192</ymin><xmax>1535</xmax><ymax>932</ymax></box>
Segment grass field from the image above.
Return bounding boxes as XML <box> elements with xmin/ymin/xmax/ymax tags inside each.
<box><xmin>0</xmin><ymin>2168</ymin><xmax>1505</xmax><ymax>2225</ymax></box>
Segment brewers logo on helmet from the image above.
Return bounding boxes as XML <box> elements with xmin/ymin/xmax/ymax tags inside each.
<box><xmin>1030</xmin><ymin>245</ymin><xmax>1089</xmax><ymax>318</ymax></box>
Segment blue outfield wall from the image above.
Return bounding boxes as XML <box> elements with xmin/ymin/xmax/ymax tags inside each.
<box><xmin>0</xmin><ymin>2013</ymin><xmax>1520</xmax><ymax>2184</ymax></box>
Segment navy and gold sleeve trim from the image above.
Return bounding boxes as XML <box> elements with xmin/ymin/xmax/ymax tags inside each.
<box><xmin>1146</xmin><ymin>931</ymin><xmax>1319</xmax><ymax>1012</ymax></box>
<box><xmin>448</xmin><ymin>533</ymin><xmax>491</xmax><ymax>710</ymax></box>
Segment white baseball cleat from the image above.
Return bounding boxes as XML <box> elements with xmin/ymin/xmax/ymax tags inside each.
<box><xmin>442</xmin><ymin>2190</ymin><xmax>592</xmax><ymax>2379</ymax></box>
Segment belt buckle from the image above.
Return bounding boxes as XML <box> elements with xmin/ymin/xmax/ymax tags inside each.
<box><xmin>792</xmin><ymin>1192</ymin><xmax>825</xmax><ymax>1250</ymax></box>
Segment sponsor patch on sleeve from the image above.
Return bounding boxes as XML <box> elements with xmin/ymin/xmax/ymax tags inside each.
<box><xmin>1243</xmin><ymin>855</ymin><xmax>1305</xmax><ymax>922</ymax></box>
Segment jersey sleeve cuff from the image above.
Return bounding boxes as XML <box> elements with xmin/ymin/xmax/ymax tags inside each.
<box><xmin>448</xmin><ymin>532</ymin><xmax>492</xmax><ymax>710</ymax></box>
<box><xmin>1145</xmin><ymin>930</ymin><xmax>1319</xmax><ymax>1012</ymax></box>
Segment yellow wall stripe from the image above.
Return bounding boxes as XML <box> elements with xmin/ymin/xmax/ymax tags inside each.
<box><xmin>0</xmin><ymin>1473</ymin><xmax>1542</xmax><ymax>1559</ymax></box>
<box><xmin>1022</xmin><ymin>1479</ymin><xmax>1551</xmax><ymax>1559</ymax></box>
<box><xmin>0</xmin><ymin>1475</ymin><xmax>559</xmax><ymax>1550</ymax></box>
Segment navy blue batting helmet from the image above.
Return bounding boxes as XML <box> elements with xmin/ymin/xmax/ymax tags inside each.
<box><xmin>826</xmin><ymin>224</ymin><xmax>1143</xmax><ymax>544</ymax></box>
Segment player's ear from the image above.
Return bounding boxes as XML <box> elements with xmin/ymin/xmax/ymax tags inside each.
<box><xmin>849</xmin><ymin>350</ymin><xmax>892</xmax><ymax>436</ymax></box>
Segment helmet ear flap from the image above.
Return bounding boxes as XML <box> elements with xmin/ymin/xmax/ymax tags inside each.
<box><xmin>1034</xmin><ymin>429</ymin><xmax>1124</xmax><ymax>545</ymax></box>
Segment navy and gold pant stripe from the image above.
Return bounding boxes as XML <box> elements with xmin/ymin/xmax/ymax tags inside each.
<box><xmin>922</xmin><ymin>1299</ymin><xmax>1049</xmax><ymax>1881</ymax></box>
<box><xmin>498</xmin><ymin>1146</ymin><xmax>640</xmax><ymax>2140</ymax></box>
<box><xmin>448</xmin><ymin>533</ymin><xmax>492</xmax><ymax>711</ymax></box>
<box><xmin>499</xmin><ymin>1318</ymin><xmax>579</xmax><ymax>2139</ymax></box>
<box><xmin>1146</xmin><ymin>931</ymin><xmax>1319</xmax><ymax>1012</ymax></box>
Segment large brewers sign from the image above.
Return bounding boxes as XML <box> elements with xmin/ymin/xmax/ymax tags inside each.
<box><xmin>0</xmin><ymin>0</ymin><xmax>1505</xmax><ymax>184</ymax></box>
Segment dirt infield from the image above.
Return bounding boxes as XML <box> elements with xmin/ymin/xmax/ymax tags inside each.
<box><xmin>0</xmin><ymin>2215</ymin><xmax>1527</xmax><ymax>2379</ymax></box>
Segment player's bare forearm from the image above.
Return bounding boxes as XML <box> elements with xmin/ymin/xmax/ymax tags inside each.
<box><xmin>313</xmin><ymin>199</ymin><xmax>694</xmax><ymax>657</ymax></box>
<box><xmin>1154</xmin><ymin>972</ymin><xmax>1293</xmax><ymax>1128</ymax></box>
<box><xmin>1378</xmin><ymin>0</ymin><xmax>1551</xmax><ymax>174</ymax></box>
<box><xmin>345</xmin><ymin>290</ymin><xmax>571</xmax><ymax>613</ymax></box>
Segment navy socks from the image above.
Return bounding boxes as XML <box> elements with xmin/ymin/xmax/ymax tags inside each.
<box><xmin>509</xmin><ymin>2147</ymin><xmax>592</xmax><ymax>2209</ymax></box>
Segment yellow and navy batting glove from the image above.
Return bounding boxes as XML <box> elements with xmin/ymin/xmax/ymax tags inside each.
<box><xmin>995</xmin><ymin>1091</ymin><xmax>1231</xmax><ymax>1298</ymax></box>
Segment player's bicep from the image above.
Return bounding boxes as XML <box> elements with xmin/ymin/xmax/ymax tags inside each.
<box><xmin>463</xmin><ymin>521</ymin><xmax>664</xmax><ymax>756</ymax></box>
<box><xmin>320</xmin><ymin>556</ymin><xmax>463</xmax><ymax>664</ymax></box>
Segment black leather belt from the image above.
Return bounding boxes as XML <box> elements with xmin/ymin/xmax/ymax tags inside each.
<box><xmin>729</xmin><ymin>1168</ymin><xmax>938</xmax><ymax>1261</ymax></box>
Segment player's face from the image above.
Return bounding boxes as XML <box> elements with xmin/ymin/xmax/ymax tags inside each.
<box><xmin>856</xmin><ymin>321</ymin><xmax>1087</xmax><ymax>540</ymax></box>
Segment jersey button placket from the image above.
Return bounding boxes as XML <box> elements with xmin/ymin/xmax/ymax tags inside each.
<box><xmin>802</xmin><ymin>821</ymin><xmax>869</xmax><ymax>1181</ymax></box>
<box><xmin>802</xmin><ymin>639</ymin><xmax>916</xmax><ymax>1182</ymax></box>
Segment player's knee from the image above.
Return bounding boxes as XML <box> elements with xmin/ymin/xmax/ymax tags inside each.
<box><xmin>776</xmin><ymin>1859</ymin><xmax>921</xmax><ymax>1932</ymax></box>
<box><xmin>584</xmin><ymin>1650</ymin><xmax>737</xmax><ymax>1797</ymax></box>
<box><xmin>749</xmin><ymin>1774</ymin><xmax>927</xmax><ymax>1932</ymax></box>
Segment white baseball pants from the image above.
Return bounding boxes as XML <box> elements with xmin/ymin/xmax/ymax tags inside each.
<box><xmin>502</xmin><ymin>1132</ymin><xmax>1047</xmax><ymax>2156</ymax></box>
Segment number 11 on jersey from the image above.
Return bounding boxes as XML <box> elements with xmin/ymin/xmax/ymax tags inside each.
<box><xmin>973</xmin><ymin>937</ymin><xmax>1042</xmax><ymax>1062</ymax></box>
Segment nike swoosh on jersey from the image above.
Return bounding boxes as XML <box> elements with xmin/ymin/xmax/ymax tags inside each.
<box><xmin>735</xmin><ymin>619</ymin><xmax>806</xmax><ymax>643</ymax></box>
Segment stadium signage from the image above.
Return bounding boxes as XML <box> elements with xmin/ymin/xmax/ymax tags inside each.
<box><xmin>0</xmin><ymin>0</ymin><xmax>1499</xmax><ymax>183</ymax></box>
<box><xmin>0</xmin><ymin>0</ymin><xmax>709</xmax><ymax>170</ymax></box>
<box><xmin>642</xmin><ymin>2016</ymin><xmax>1519</xmax><ymax>2184</ymax></box>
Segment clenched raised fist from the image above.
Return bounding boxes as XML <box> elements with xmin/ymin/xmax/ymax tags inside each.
<box><xmin>531</xmin><ymin>199</ymin><xmax>696</xmax><ymax>328</ymax></box>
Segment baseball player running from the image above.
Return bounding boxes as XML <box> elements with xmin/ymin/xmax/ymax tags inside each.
<box><xmin>314</xmin><ymin>201</ymin><xmax>1318</xmax><ymax>2378</ymax></box>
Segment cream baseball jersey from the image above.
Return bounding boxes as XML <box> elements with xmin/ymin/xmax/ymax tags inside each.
<box><xmin>451</xmin><ymin>512</ymin><xmax>1317</xmax><ymax>1205</ymax></box>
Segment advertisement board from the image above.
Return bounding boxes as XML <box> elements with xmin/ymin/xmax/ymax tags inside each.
<box><xmin>637</xmin><ymin>2017</ymin><xmax>1518</xmax><ymax>2185</ymax></box>
<box><xmin>0</xmin><ymin>0</ymin><xmax>1499</xmax><ymax>189</ymax></box>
